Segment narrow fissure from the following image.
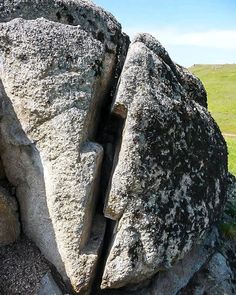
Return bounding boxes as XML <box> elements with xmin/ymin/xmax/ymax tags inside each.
<box><xmin>89</xmin><ymin>36</ymin><xmax>129</xmax><ymax>294</ymax></box>
<box><xmin>92</xmin><ymin>112</ymin><xmax>125</xmax><ymax>294</ymax></box>
<box><xmin>0</xmin><ymin>156</ymin><xmax>22</xmax><ymax>232</ymax></box>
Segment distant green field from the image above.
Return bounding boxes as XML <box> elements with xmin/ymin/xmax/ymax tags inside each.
<box><xmin>226</xmin><ymin>136</ymin><xmax>236</xmax><ymax>175</ymax></box>
<box><xmin>189</xmin><ymin>64</ymin><xmax>236</xmax><ymax>176</ymax></box>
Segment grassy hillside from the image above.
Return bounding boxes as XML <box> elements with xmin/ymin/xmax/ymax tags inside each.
<box><xmin>189</xmin><ymin>64</ymin><xmax>236</xmax><ymax>176</ymax></box>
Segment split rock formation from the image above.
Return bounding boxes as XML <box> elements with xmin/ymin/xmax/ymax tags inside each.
<box><xmin>0</xmin><ymin>1</ymin><xmax>230</xmax><ymax>294</ymax></box>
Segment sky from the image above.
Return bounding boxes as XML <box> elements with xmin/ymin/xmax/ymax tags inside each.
<box><xmin>94</xmin><ymin>0</ymin><xmax>236</xmax><ymax>67</ymax></box>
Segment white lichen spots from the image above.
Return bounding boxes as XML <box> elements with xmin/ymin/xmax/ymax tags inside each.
<box><xmin>102</xmin><ymin>33</ymin><xmax>227</xmax><ymax>289</ymax></box>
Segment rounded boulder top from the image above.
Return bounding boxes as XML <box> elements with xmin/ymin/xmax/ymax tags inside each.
<box><xmin>0</xmin><ymin>0</ymin><xmax>123</xmax><ymax>50</ymax></box>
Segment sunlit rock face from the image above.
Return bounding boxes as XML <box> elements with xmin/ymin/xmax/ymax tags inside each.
<box><xmin>0</xmin><ymin>1</ymin><xmax>128</xmax><ymax>293</ymax></box>
<box><xmin>102</xmin><ymin>34</ymin><xmax>228</xmax><ymax>289</ymax></box>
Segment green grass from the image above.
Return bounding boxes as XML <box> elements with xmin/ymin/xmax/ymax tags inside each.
<box><xmin>226</xmin><ymin>136</ymin><xmax>236</xmax><ymax>176</ymax></box>
<box><xmin>219</xmin><ymin>222</ymin><xmax>236</xmax><ymax>240</ymax></box>
<box><xmin>219</xmin><ymin>173</ymin><xmax>236</xmax><ymax>240</ymax></box>
<box><xmin>189</xmin><ymin>64</ymin><xmax>236</xmax><ymax>176</ymax></box>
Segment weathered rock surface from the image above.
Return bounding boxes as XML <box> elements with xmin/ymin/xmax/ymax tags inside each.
<box><xmin>0</xmin><ymin>185</ymin><xmax>20</xmax><ymax>246</ymax></box>
<box><xmin>100</xmin><ymin>228</ymin><xmax>218</xmax><ymax>295</ymax></box>
<box><xmin>38</xmin><ymin>272</ymin><xmax>63</xmax><ymax>295</ymax></box>
<box><xmin>146</xmin><ymin>228</ymin><xmax>218</xmax><ymax>295</ymax></box>
<box><xmin>0</xmin><ymin>0</ymin><xmax>129</xmax><ymax>68</ymax></box>
<box><xmin>102</xmin><ymin>34</ymin><xmax>228</xmax><ymax>289</ymax></box>
<box><xmin>0</xmin><ymin>1</ymin><xmax>229</xmax><ymax>294</ymax></box>
<box><xmin>180</xmin><ymin>252</ymin><xmax>235</xmax><ymax>295</ymax></box>
<box><xmin>0</xmin><ymin>0</ymin><xmax>128</xmax><ymax>293</ymax></box>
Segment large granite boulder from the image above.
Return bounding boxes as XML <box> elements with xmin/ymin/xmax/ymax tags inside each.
<box><xmin>0</xmin><ymin>1</ymin><xmax>129</xmax><ymax>293</ymax></box>
<box><xmin>101</xmin><ymin>34</ymin><xmax>228</xmax><ymax>289</ymax></box>
<box><xmin>0</xmin><ymin>1</ymin><xmax>228</xmax><ymax>294</ymax></box>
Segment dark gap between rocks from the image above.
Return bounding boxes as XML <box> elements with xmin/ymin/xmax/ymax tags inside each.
<box><xmin>88</xmin><ymin>34</ymin><xmax>129</xmax><ymax>295</ymax></box>
<box><xmin>92</xmin><ymin>111</ymin><xmax>126</xmax><ymax>294</ymax></box>
<box><xmin>90</xmin><ymin>60</ymin><xmax>127</xmax><ymax>292</ymax></box>
<box><xmin>0</xmin><ymin>155</ymin><xmax>22</xmax><ymax>233</ymax></box>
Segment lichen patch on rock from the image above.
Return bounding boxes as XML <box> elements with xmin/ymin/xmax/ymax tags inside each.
<box><xmin>0</xmin><ymin>1</ymin><xmax>229</xmax><ymax>294</ymax></box>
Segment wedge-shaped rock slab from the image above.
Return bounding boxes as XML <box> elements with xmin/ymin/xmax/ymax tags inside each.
<box><xmin>0</xmin><ymin>1</ymin><xmax>128</xmax><ymax>293</ymax></box>
<box><xmin>102</xmin><ymin>34</ymin><xmax>228</xmax><ymax>289</ymax></box>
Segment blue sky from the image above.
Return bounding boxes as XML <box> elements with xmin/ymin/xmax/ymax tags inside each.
<box><xmin>94</xmin><ymin>0</ymin><xmax>236</xmax><ymax>67</ymax></box>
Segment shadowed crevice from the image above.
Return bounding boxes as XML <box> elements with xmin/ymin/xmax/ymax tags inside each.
<box><xmin>90</xmin><ymin>37</ymin><xmax>130</xmax><ymax>294</ymax></box>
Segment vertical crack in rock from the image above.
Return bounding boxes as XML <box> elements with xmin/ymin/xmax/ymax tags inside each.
<box><xmin>0</xmin><ymin>1</ymin><xmax>228</xmax><ymax>294</ymax></box>
<box><xmin>91</xmin><ymin>112</ymin><xmax>126</xmax><ymax>294</ymax></box>
<box><xmin>76</xmin><ymin>33</ymin><xmax>130</xmax><ymax>295</ymax></box>
<box><xmin>0</xmin><ymin>1</ymin><xmax>130</xmax><ymax>293</ymax></box>
<box><xmin>100</xmin><ymin>33</ymin><xmax>228</xmax><ymax>290</ymax></box>
<box><xmin>90</xmin><ymin>36</ymin><xmax>130</xmax><ymax>294</ymax></box>
<box><xmin>0</xmin><ymin>154</ymin><xmax>21</xmax><ymax>246</ymax></box>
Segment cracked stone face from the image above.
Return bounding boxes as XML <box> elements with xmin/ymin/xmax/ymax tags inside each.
<box><xmin>0</xmin><ymin>1</ymin><xmax>128</xmax><ymax>293</ymax></box>
<box><xmin>0</xmin><ymin>17</ymin><xmax>106</xmax><ymax>293</ymax></box>
<box><xmin>0</xmin><ymin>1</ymin><xmax>228</xmax><ymax>294</ymax></box>
<box><xmin>101</xmin><ymin>34</ymin><xmax>228</xmax><ymax>289</ymax></box>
